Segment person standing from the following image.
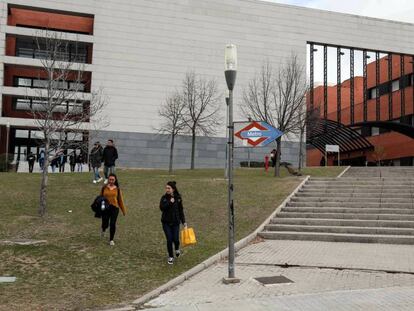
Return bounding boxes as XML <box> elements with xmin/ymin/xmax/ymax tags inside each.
<box><xmin>38</xmin><ymin>150</ymin><xmax>45</xmax><ymax>170</ymax></box>
<box><xmin>27</xmin><ymin>152</ymin><xmax>36</xmax><ymax>173</ymax></box>
<box><xmin>69</xmin><ymin>152</ymin><xmax>76</xmax><ymax>172</ymax></box>
<box><xmin>58</xmin><ymin>150</ymin><xmax>66</xmax><ymax>173</ymax></box>
<box><xmin>100</xmin><ymin>173</ymin><xmax>126</xmax><ymax>246</ymax></box>
<box><xmin>102</xmin><ymin>139</ymin><xmax>118</xmax><ymax>184</ymax></box>
<box><xmin>90</xmin><ymin>142</ymin><xmax>103</xmax><ymax>184</ymax></box>
<box><xmin>76</xmin><ymin>151</ymin><xmax>84</xmax><ymax>172</ymax></box>
<box><xmin>50</xmin><ymin>155</ymin><xmax>58</xmax><ymax>173</ymax></box>
<box><xmin>159</xmin><ymin>181</ymin><xmax>187</xmax><ymax>265</ymax></box>
<box><xmin>270</xmin><ymin>149</ymin><xmax>277</xmax><ymax>167</ymax></box>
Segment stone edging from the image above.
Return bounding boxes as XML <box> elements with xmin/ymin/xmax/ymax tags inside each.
<box><xmin>132</xmin><ymin>175</ymin><xmax>311</xmax><ymax>308</ymax></box>
<box><xmin>336</xmin><ymin>166</ymin><xmax>351</xmax><ymax>178</ymax></box>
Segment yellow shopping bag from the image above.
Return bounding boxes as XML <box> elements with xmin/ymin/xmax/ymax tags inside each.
<box><xmin>180</xmin><ymin>227</ymin><xmax>197</xmax><ymax>247</ymax></box>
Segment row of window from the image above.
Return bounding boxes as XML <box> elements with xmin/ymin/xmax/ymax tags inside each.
<box><xmin>368</xmin><ymin>74</ymin><xmax>414</xmax><ymax>99</ymax></box>
<box><xmin>354</xmin><ymin>115</ymin><xmax>414</xmax><ymax>137</ymax></box>
<box><xmin>13</xmin><ymin>98</ymin><xmax>84</xmax><ymax>114</ymax></box>
<box><xmin>14</xmin><ymin>76</ymin><xmax>86</xmax><ymax>92</ymax></box>
<box><xmin>15</xmin><ymin>37</ymin><xmax>89</xmax><ymax>63</ymax></box>
<box><xmin>14</xmin><ymin>129</ymin><xmax>83</xmax><ymax>141</ymax></box>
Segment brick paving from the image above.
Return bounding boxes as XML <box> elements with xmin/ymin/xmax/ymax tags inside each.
<box><xmin>140</xmin><ymin>240</ymin><xmax>414</xmax><ymax>310</ymax></box>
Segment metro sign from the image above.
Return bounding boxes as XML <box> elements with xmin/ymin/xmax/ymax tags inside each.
<box><xmin>234</xmin><ymin>121</ymin><xmax>283</xmax><ymax>148</ymax></box>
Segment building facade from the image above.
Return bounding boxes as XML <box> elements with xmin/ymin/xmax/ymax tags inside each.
<box><xmin>307</xmin><ymin>55</ymin><xmax>414</xmax><ymax>166</ymax></box>
<box><xmin>1</xmin><ymin>0</ymin><xmax>414</xmax><ymax>169</ymax></box>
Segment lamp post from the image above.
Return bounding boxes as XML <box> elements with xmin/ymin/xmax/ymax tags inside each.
<box><xmin>223</xmin><ymin>44</ymin><xmax>240</xmax><ymax>284</ymax></box>
<box><xmin>5</xmin><ymin>122</ymin><xmax>10</xmax><ymax>171</ymax></box>
<box><xmin>224</xmin><ymin>91</ymin><xmax>229</xmax><ymax>179</ymax></box>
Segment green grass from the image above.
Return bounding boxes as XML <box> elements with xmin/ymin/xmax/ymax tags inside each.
<box><xmin>0</xmin><ymin>167</ymin><xmax>343</xmax><ymax>311</ymax></box>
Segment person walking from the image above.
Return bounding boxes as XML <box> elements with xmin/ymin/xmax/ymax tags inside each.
<box><xmin>100</xmin><ymin>173</ymin><xmax>126</xmax><ymax>246</ymax></box>
<box><xmin>159</xmin><ymin>181</ymin><xmax>186</xmax><ymax>265</ymax></box>
<box><xmin>102</xmin><ymin>139</ymin><xmax>118</xmax><ymax>184</ymax></box>
<box><xmin>76</xmin><ymin>151</ymin><xmax>84</xmax><ymax>172</ymax></box>
<box><xmin>27</xmin><ymin>152</ymin><xmax>36</xmax><ymax>173</ymax></box>
<box><xmin>90</xmin><ymin>141</ymin><xmax>103</xmax><ymax>184</ymax></box>
<box><xmin>69</xmin><ymin>152</ymin><xmax>76</xmax><ymax>172</ymax></box>
<box><xmin>270</xmin><ymin>149</ymin><xmax>277</xmax><ymax>168</ymax></box>
<box><xmin>38</xmin><ymin>150</ymin><xmax>45</xmax><ymax>170</ymax></box>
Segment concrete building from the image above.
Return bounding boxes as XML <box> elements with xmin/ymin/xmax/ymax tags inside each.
<box><xmin>1</xmin><ymin>0</ymin><xmax>414</xmax><ymax>169</ymax></box>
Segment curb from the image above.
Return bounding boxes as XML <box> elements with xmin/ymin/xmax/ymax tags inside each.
<box><xmin>132</xmin><ymin>175</ymin><xmax>310</xmax><ymax>308</ymax></box>
<box><xmin>337</xmin><ymin>166</ymin><xmax>351</xmax><ymax>178</ymax></box>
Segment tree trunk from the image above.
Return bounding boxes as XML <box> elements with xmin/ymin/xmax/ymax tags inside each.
<box><xmin>298</xmin><ymin>128</ymin><xmax>304</xmax><ymax>171</ymax></box>
<box><xmin>39</xmin><ymin>141</ymin><xmax>50</xmax><ymax>217</ymax></box>
<box><xmin>169</xmin><ymin>134</ymin><xmax>175</xmax><ymax>174</ymax></box>
<box><xmin>274</xmin><ymin>137</ymin><xmax>282</xmax><ymax>177</ymax></box>
<box><xmin>190</xmin><ymin>129</ymin><xmax>196</xmax><ymax>170</ymax></box>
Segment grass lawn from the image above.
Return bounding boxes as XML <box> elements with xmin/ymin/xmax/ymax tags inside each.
<box><xmin>0</xmin><ymin>167</ymin><xmax>344</xmax><ymax>311</ymax></box>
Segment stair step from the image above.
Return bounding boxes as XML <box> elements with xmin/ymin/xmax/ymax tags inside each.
<box><xmin>277</xmin><ymin>212</ymin><xmax>414</xmax><ymax>221</ymax></box>
<box><xmin>271</xmin><ymin>218</ymin><xmax>414</xmax><ymax>228</ymax></box>
<box><xmin>287</xmin><ymin>202</ymin><xmax>414</xmax><ymax>208</ymax></box>
<box><xmin>264</xmin><ymin>224</ymin><xmax>414</xmax><ymax>236</ymax></box>
<box><xmin>282</xmin><ymin>207</ymin><xmax>414</xmax><ymax>215</ymax></box>
<box><xmin>291</xmin><ymin>197</ymin><xmax>412</xmax><ymax>203</ymax></box>
<box><xmin>258</xmin><ymin>231</ymin><xmax>414</xmax><ymax>244</ymax></box>
<box><xmin>297</xmin><ymin>192</ymin><xmax>413</xmax><ymax>198</ymax></box>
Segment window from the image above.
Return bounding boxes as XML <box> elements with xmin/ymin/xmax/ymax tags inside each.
<box><xmin>15</xmin><ymin>36</ymin><xmax>90</xmax><ymax>63</ymax></box>
<box><xmin>391</xmin><ymin>80</ymin><xmax>399</xmax><ymax>92</ymax></box>
<box><xmin>15</xmin><ymin>129</ymin><xmax>29</xmax><ymax>138</ymax></box>
<box><xmin>369</xmin><ymin>88</ymin><xmax>377</xmax><ymax>99</ymax></box>
<box><xmin>15</xmin><ymin>98</ymin><xmax>31</xmax><ymax>110</ymax></box>
<box><xmin>371</xmin><ymin>127</ymin><xmax>380</xmax><ymax>136</ymax></box>
<box><xmin>14</xmin><ymin>77</ymin><xmax>86</xmax><ymax>92</ymax></box>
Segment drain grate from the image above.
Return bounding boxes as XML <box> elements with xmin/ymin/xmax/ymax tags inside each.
<box><xmin>254</xmin><ymin>275</ymin><xmax>293</xmax><ymax>285</ymax></box>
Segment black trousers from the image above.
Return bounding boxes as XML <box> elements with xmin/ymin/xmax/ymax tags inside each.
<box><xmin>162</xmin><ymin>223</ymin><xmax>180</xmax><ymax>257</ymax></box>
<box><xmin>59</xmin><ymin>163</ymin><xmax>65</xmax><ymax>173</ymax></box>
<box><xmin>28</xmin><ymin>161</ymin><xmax>35</xmax><ymax>173</ymax></box>
<box><xmin>70</xmin><ymin>164</ymin><xmax>75</xmax><ymax>172</ymax></box>
<box><xmin>102</xmin><ymin>207</ymin><xmax>119</xmax><ymax>241</ymax></box>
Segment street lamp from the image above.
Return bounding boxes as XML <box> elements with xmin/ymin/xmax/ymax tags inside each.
<box><xmin>223</xmin><ymin>44</ymin><xmax>240</xmax><ymax>284</ymax></box>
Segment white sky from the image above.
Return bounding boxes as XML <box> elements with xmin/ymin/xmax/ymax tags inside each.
<box><xmin>264</xmin><ymin>0</ymin><xmax>414</xmax><ymax>83</ymax></box>
<box><xmin>266</xmin><ymin>0</ymin><xmax>414</xmax><ymax>23</ymax></box>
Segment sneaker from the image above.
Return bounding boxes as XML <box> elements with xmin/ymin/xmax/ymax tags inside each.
<box><xmin>175</xmin><ymin>250</ymin><xmax>181</xmax><ymax>258</ymax></box>
<box><xmin>97</xmin><ymin>177</ymin><xmax>103</xmax><ymax>182</ymax></box>
<box><xmin>109</xmin><ymin>240</ymin><xmax>115</xmax><ymax>246</ymax></box>
<box><xmin>104</xmin><ymin>179</ymin><xmax>108</xmax><ymax>184</ymax></box>
<box><xmin>167</xmin><ymin>257</ymin><xmax>174</xmax><ymax>265</ymax></box>
<box><xmin>93</xmin><ymin>180</ymin><xmax>97</xmax><ymax>184</ymax></box>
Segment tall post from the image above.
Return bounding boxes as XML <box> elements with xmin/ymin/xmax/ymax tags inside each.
<box><xmin>376</xmin><ymin>51</ymin><xmax>380</xmax><ymax>121</ymax></box>
<box><xmin>223</xmin><ymin>44</ymin><xmax>239</xmax><ymax>284</ymax></box>
<box><xmin>363</xmin><ymin>50</ymin><xmax>368</xmax><ymax>122</ymax></box>
<box><xmin>337</xmin><ymin>47</ymin><xmax>343</xmax><ymax>124</ymax></box>
<box><xmin>225</xmin><ymin>95</ymin><xmax>229</xmax><ymax>179</ymax></box>
<box><xmin>5</xmin><ymin>122</ymin><xmax>10</xmax><ymax>171</ymax></box>
<box><xmin>388</xmin><ymin>53</ymin><xmax>393</xmax><ymax>120</ymax></box>
<box><xmin>350</xmin><ymin>48</ymin><xmax>355</xmax><ymax>125</ymax></box>
<box><xmin>401</xmin><ymin>55</ymin><xmax>405</xmax><ymax>117</ymax></box>
<box><xmin>309</xmin><ymin>43</ymin><xmax>315</xmax><ymax>110</ymax></box>
<box><xmin>323</xmin><ymin>45</ymin><xmax>328</xmax><ymax>120</ymax></box>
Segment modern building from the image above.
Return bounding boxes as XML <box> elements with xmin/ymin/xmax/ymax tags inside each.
<box><xmin>307</xmin><ymin>54</ymin><xmax>414</xmax><ymax>166</ymax></box>
<box><xmin>1</xmin><ymin>0</ymin><xmax>414</xmax><ymax>169</ymax></box>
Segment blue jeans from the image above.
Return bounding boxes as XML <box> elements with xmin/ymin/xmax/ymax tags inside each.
<box><xmin>162</xmin><ymin>223</ymin><xmax>180</xmax><ymax>258</ymax></box>
<box><xmin>104</xmin><ymin>165</ymin><xmax>115</xmax><ymax>179</ymax></box>
<box><xmin>92</xmin><ymin>167</ymin><xmax>101</xmax><ymax>180</ymax></box>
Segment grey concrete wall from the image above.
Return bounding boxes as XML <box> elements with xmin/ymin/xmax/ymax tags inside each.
<box><xmin>93</xmin><ymin>130</ymin><xmax>304</xmax><ymax>169</ymax></box>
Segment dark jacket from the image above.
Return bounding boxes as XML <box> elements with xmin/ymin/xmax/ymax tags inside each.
<box><xmin>76</xmin><ymin>154</ymin><xmax>84</xmax><ymax>164</ymax></box>
<box><xmin>91</xmin><ymin>195</ymin><xmax>110</xmax><ymax>218</ymax></box>
<box><xmin>27</xmin><ymin>153</ymin><xmax>36</xmax><ymax>163</ymax></box>
<box><xmin>159</xmin><ymin>193</ymin><xmax>185</xmax><ymax>225</ymax></box>
<box><xmin>69</xmin><ymin>154</ymin><xmax>76</xmax><ymax>165</ymax></box>
<box><xmin>102</xmin><ymin>146</ymin><xmax>118</xmax><ymax>167</ymax></box>
<box><xmin>90</xmin><ymin>145</ymin><xmax>103</xmax><ymax>168</ymax></box>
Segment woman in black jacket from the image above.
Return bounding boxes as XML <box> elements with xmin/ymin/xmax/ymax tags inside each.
<box><xmin>159</xmin><ymin>181</ymin><xmax>186</xmax><ymax>265</ymax></box>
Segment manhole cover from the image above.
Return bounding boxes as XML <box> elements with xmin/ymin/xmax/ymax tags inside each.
<box><xmin>254</xmin><ymin>275</ymin><xmax>293</xmax><ymax>285</ymax></box>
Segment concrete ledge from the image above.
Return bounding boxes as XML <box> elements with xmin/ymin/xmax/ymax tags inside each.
<box><xmin>132</xmin><ymin>175</ymin><xmax>310</xmax><ymax>308</ymax></box>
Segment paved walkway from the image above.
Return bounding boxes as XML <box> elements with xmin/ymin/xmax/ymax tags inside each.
<box><xmin>140</xmin><ymin>240</ymin><xmax>414</xmax><ymax>310</ymax></box>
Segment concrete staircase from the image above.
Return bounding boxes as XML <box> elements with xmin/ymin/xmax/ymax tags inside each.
<box><xmin>259</xmin><ymin>167</ymin><xmax>414</xmax><ymax>244</ymax></box>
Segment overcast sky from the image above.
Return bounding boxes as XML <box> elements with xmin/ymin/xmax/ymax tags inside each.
<box><xmin>266</xmin><ymin>0</ymin><xmax>414</xmax><ymax>23</ymax></box>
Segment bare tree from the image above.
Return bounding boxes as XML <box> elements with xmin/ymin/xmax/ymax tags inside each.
<box><xmin>181</xmin><ymin>71</ymin><xmax>221</xmax><ymax>170</ymax></box>
<box><xmin>27</xmin><ymin>31</ymin><xmax>107</xmax><ymax>217</ymax></box>
<box><xmin>158</xmin><ymin>92</ymin><xmax>186</xmax><ymax>173</ymax></box>
<box><xmin>242</xmin><ymin>55</ymin><xmax>307</xmax><ymax>177</ymax></box>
